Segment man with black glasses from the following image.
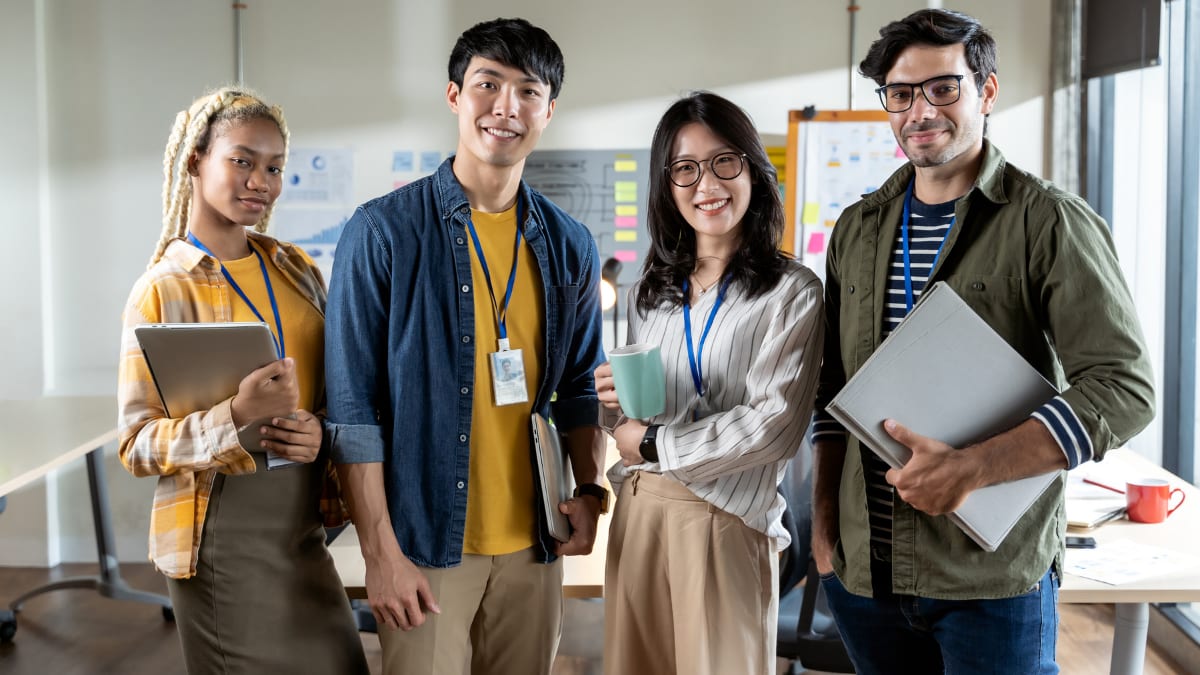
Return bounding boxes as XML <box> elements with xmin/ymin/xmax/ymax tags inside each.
<box><xmin>811</xmin><ymin>9</ymin><xmax>1154</xmax><ymax>673</ymax></box>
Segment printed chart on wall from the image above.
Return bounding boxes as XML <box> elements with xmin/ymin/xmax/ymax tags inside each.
<box><xmin>785</xmin><ymin>110</ymin><xmax>907</xmax><ymax>281</ymax></box>
<box><xmin>522</xmin><ymin>149</ymin><xmax>651</xmax><ymax>287</ymax></box>
<box><xmin>272</xmin><ymin>148</ymin><xmax>356</xmax><ymax>280</ymax></box>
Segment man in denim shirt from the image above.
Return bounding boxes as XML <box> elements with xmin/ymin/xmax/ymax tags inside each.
<box><xmin>325</xmin><ymin>18</ymin><xmax>607</xmax><ymax>675</ymax></box>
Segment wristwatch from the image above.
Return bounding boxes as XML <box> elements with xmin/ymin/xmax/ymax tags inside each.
<box><xmin>574</xmin><ymin>483</ymin><xmax>610</xmax><ymax>514</ymax></box>
<box><xmin>640</xmin><ymin>424</ymin><xmax>661</xmax><ymax>463</ymax></box>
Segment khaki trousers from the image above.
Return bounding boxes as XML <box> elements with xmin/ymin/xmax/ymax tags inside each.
<box><xmin>378</xmin><ymin>547</ymin><xmax>563</xmax><ymax>675</ymax></box>
<box><xmin>604</xmin><ymin>471</ymin><xmax>778</xmax><ymax>675</ymax></box>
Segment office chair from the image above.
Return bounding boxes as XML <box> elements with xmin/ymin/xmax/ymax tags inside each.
<box><xmin>776</xmin><ymin>449</ymin><xmax>854</xmax><ymax>674</ymax></box>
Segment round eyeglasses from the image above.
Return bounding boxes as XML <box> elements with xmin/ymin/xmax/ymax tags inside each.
<box><xmin>665</xmin><ymin>152</ymin><xmax>747</xmax><ymax>188</ymax></box>
<box><xmin>875</xmin><ymin>74</ymin><xmax>974</xmax><ymax>113</ymax></box>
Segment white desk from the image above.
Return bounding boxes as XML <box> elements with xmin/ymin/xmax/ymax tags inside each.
<box><xmin>0</xmin><ymin>396</ymin><xmax>172</xmax><ymax>643</ymax></box>
<box><xmin>330</xmin><ymin>514</ymin><xmax>610</xmax><ymax>602</ymax></box>
<box><xmin>1060</xmin><ymin>448</ymin><xmax>1200</xmax><ymax>675</ymax></box>
<box><xmin>330</xmin><ymin>444</ymin><xmax>620</xmax><ymax>602</ymax></box>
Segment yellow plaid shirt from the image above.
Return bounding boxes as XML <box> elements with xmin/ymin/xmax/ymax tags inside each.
<box><xmin>117</xmin><ymin>232</ymin><xmax>348</xmax><ymax>579</ymax></box>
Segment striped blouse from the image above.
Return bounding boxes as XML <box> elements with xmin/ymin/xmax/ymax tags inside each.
<box><xmin>603</xmin><ymin>260</ymin><xmax>824</xmax><ymax>551</ymax></box>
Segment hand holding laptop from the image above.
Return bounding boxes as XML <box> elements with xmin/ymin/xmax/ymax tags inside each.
<box><xmin>230</xmin><ymin>357</ymin><xmax>320</xmax><ymax>466</ymax></box>
<box><xmin>230</xmin><ymin>357</ymin><xmax>300</xmax><ymax>428</ymax></box>
<box><xmin>882</xmin><ymin>419</ymin><xmax>977</xmax><ymax>515</ymax></box>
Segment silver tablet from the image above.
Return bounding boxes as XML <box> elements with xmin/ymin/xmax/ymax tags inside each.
<box><xmin>134</xmin><ymin>322</ymin><xmax>278</xmax><ymax>419</ymax></box>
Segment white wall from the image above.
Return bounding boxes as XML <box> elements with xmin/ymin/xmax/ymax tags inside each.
<box><xmin>1</xmin><ymin>0</ymin><xmax>1053</xmax><ymax>564</ymax></box>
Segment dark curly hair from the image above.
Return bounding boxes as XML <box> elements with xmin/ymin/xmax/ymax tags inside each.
<box><xmin>635</xmin><ymin>92</ymin><xmax>788</xmax><ymax>315</ymax></box>
<box><xmin>859</xmin><ymin>9</ymin><xmax>997</xmax><ymax>93</ymax></box>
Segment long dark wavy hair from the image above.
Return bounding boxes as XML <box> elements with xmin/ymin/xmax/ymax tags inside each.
<box><xmin>635</xmin><ymin>91</ymin><xmax>788</xmax><ymax>315</ymax></box>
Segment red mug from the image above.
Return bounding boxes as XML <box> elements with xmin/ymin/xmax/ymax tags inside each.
<box><xmin>1125</xmin><ymin>478</ymin><xmax>1186</xmax><ymax>523</ymax></box>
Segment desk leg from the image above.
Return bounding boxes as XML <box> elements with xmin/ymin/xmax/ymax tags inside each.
<box><xmin>1109</xmin><ymin>602</ymin><xmax>1149</xmax><ymax>675</ymax></box>
<box><xmin>6</xmin><ymin>448</ymin><xmax>172</xmax><ymax>635</ymax></box>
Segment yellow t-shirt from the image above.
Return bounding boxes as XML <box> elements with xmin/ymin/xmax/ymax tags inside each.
<box><xmin>220</xmin><ymin>241</ymin><xmax>324</xmax><ymax>414</ymax></box>
<box><xmin>463</xmin><ymin>205</ymin><xmax>545</xmax><ymax>555</ymax></box>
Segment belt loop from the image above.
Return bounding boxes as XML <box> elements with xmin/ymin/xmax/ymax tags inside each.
<box><xmin>630</xmin><ymin>471</ymin><xmax>640</xmax><ymax>495</ymax></box>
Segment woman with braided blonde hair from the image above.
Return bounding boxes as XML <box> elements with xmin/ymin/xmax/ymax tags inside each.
<box><xmin>117</xmin><ymin>87</ymin><xmax>368</xmax><ymax>674</ymax></box>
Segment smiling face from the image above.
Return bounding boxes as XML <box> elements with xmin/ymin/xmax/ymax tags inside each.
<box><xmin>447</xmin><ymin>56</ymin><xmax>555</xmax><ymax>174</ymax></box>
<box><xmin>668</xmin><ymin>122</ymin><xmax>751</xmax><ymax>255</ymax></box>
<box><xmin>886</xmin><ymin>43</ymin><xmax>997</xmax><ymax>174</ymax></box>
<box><xmin>188</xmin><ymin>117</ymin><xmax>285</xmax><ymax>234</ymax></box>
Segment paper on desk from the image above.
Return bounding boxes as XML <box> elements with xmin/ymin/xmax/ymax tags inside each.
<box><xmin>1065</xmin><ymin>464</ymin><xmax>1127</xmax><ymax>529</ymax></box>
<box><xmin>1065</xmin><ymin>539</ymin><xmax>1200</xmax><ymax>585</ymax></box>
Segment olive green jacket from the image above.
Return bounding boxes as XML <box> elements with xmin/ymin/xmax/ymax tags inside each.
<box><xmin>819</xmin><ymin>141</ymin><xmax>1155</xmax><ymax>599</ymax></box>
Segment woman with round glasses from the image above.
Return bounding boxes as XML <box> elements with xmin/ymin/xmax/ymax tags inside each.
<box><xmin>593</xmin><ymin>91</ymin><xmax>824</xmax><ymax>675</ymax></box>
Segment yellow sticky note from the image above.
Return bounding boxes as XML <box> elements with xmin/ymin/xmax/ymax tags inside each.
<box><xmin>802</xmin><ymin>202</ymin><xmax>820</xmax><ymax>225</ymax></box>
<box><xmin>614</xmin><ymin>181</ymin><xmax>638</xmax><ymax>203</ymax></box>
<box><xmin>614</xmin><ymin>160</ymin><xmax>638</xmax><ymax>172</ymax></box>
<box><xmin>615</xmin><ymin>230</ymin><xmax>638</xmax><ymax>242</ymax></box>
<box><xmin>615</xmin><ymin>205</ymin><xmax>638</xmax><ymax>217</ymax></box>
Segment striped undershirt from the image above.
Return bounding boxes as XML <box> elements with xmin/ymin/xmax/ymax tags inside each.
<box><xmin>813</xmin><ymin>193</ymin><xmax>1094</xmax><ymax>550</ymax></box>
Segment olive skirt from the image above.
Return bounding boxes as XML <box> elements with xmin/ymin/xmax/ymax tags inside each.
<box><xmin>166</xmin><ymin>454</ymin><xmax>367</xmax><ymax>674</ymax></box>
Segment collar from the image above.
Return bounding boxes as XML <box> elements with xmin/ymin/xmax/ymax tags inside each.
<box><xmin>861</xmin><ymin>139</ymin><xmax>1010</xmax><ymax>210</ymax></box>
<box><xmin>433</xmin><ymin>156</ymin><xmax>538</xmax><ymax>231</ymax></box>
<box><xmin>167</xmin><ymin>228</ymin><xmax>286</xmax><ymax>273</ymax></box>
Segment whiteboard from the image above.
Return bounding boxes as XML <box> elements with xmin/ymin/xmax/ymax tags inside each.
<box><xmin>785</xmin><ymin>111</ymin><xmax>907</xmax><ymax>282</ymax></box>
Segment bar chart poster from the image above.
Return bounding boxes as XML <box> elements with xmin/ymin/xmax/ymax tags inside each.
<box><xmin>523</xmin><ymin>149</ymin><xmax>651</xmax><ymax>286</ymax></box>
<box><xmin>272</xmin><ymin>147</ymin><xmax>356</xmax><ymax>280</ymax></box>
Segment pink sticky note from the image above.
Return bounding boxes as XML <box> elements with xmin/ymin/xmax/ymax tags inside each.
<box><xmin>807</xmin><ymin>232</ymin><xmax>826</xmax><ymax>255</ymax></box>
<box><xmin>613</xmin><ymin>216</ymin><xmax>638</xmax><ymax>228</ymax></box>
<box><xmin>614</xmin><ymin>250</ymin><xmax>638</xmax><ymax>262</ymax></box>
<box><xmin>894</xmin><ymin>145</ymin><xmax>906</xmax><ymax>159</ymax></box>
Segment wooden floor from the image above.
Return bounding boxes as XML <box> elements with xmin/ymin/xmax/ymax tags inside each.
<box><xmin>0</xmin><ymin>563</ymin><xmax>1189</xmax><ymax>674</ymax></box>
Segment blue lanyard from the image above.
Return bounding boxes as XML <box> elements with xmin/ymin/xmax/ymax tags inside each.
<box><xmin>901</xmin><ymin>179</ymin><xmax>954</xmax><ymax>313</ymax></box>
<box><xmin>464</xmin><ymin>199</ymin><xmax>525</xmax><ymax>347</ymax></box>
<box><xmin>682</xmin><ymin>276</ymin><xmax>732</xmax><ymax>399</ymax></box>
<box><xmin>188</xmin><ymin>234</ymin><xmax>285</xmax><ymax>358</ymax></box>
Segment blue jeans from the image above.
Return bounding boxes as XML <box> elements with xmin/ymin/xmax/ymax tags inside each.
<box><xmin>820</xmin><ymin>558</ymin><xmax>1059</xmax><ymax>674</ymax></box>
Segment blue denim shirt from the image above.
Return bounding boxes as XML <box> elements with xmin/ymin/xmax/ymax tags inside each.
<box><xmin>325</xmin><ymin>158</ymin><xmax>605</xmax><ymax>567</ymax></box>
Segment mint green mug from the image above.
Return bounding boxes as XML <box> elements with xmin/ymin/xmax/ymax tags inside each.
<box><xmin>608</xmin><ymin>343</ymin><xmax>666</xmax><ymax>420</ymax></box>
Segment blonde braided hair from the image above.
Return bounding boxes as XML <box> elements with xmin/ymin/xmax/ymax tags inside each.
<box><xmin>148</xmin><ymin>86</ymin><xmax>290</xmax><ymax>268</ymax></box>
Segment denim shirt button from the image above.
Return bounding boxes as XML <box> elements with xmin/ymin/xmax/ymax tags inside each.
<box><xmin>456</xmin><ymin>237</ymin><xmax>465</xmax><ymax>245</ymax></box>
<box><xmin>457</xmin><ymin>481</ymin><xmax>465</xmax><ymax>489</ymax></box>
<box><xmin>459</xmin><ymin>434</ymin><xmax>467</xmax><ymax>443</ymax></box>
<box><xmin>461</xmin><ymin>284</ymin><xmax>470</xmax><ymax>293</ymax></box>
<box><xmin>460</xmin><ymin>386</ymin><xmax>469</xmax><ymax>395</ymax></box>
<box><xmin>462</xmin><ymin>335</ymin><xmax>470</xmax><ymax>343</ymax></box>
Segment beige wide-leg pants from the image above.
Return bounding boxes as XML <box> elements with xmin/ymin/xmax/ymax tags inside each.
<box><xmin>604</xmin><ymin>471</ymin><xmax>778</xmax><ymax>675</ymax></box>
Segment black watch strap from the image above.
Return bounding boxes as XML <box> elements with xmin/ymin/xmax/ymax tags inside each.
<box><xmin>640</xmin><ymin>424</ymin><xmax>661</xmax><ymax>463</ymax></box>
<box><xmin>574</xmin><ymin>483</ymin><xmax>610</xmax><ymax>514</ymax></box>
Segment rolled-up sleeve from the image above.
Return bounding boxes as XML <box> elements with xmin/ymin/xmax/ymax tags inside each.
<box><xmin>325</xmin><ymin>207</ymin><xmax>391</xmax><ymax>464</ymax></box>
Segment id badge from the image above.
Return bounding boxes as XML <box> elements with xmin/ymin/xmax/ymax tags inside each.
<box><xmin>489</xmin><ymin>348</ymin><xmax>529</xmax><ymax>406</ymax></box>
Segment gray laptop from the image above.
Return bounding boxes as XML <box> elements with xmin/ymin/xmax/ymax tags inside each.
<box><xmin>531</xmin><ymin>412</ymin><xmax>574</xmax><ymax>543</ymax></box>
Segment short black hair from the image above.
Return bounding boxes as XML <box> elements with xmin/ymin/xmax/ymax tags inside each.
<box><xmin>636</xmin><ymin>92</ymin><xmax>788</xmax><ymax>314</ymax></box>
<box><xmin>448</xmin><ymin>18</ymin><xmax>565</xmax><ymax>101</ymax></box>
<box><xmin>860</xmin><ymin>9</ymin><xmax>997</xmax><ymax>92</ymax></box>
